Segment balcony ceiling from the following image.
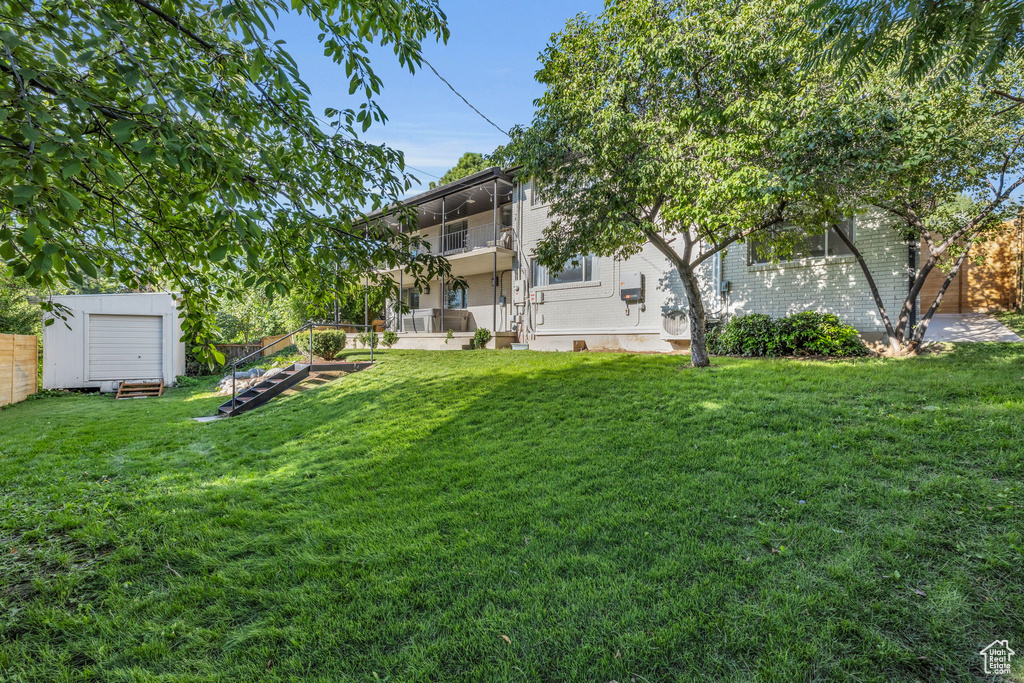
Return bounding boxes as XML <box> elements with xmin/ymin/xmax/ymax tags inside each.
<box><xmin>411</xmin><ymin>182</ymin><xmax>514</xmax><ymax>229</ymax></box>
<box><xmin>367</xmin><ymin>167</ymin><xmax>516</xmax><ymax>231</ymax></box>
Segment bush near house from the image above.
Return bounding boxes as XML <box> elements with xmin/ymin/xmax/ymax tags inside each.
<box><xmin>472</xmin><ymin>327</ymin><xmax>492</xmax><ymax>348</ymax></box>
<box><xmin>358</xmin><ymin>330</ymin><xmax>378</xmax><ymax>348</ymax></box>
<box><xmin>297</xmin><ymin>330</ymin><xmax>347</xmax><ymax>360</ymax></box>
<box><xmin>382</xmin><ymin>330</ymin><xmax>399</xmax><ymax>348</ymax></box>
<box><xmin>710</xmin><ymin>311</ymin><xmax>867</xmax><ymax>357</ymax></box>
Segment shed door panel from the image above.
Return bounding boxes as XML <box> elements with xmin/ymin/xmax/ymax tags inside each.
<box><xmin>88</xmin><ymin>315</ymin><xmax>163</xmax><ymax>381</ymax></box>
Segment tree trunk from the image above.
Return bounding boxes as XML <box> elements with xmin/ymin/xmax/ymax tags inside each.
<box><xmin>831</xmin><ymin>224</ymin><xmax>903</xmax><ymax>354</ymax></box>
<box><xmin>643</xmin><ymin>227</ymin><xmax>711</xmax><ymax>367</ymax></box>
<box><xmin>910</xmin><ymin>243</ymin><xmax>974</xmax><ymax>346</ymax></box>
<box><xmin>676</xmin><ymin>263</ymin><xmax>710</xmax><ymax>367</ymax></box>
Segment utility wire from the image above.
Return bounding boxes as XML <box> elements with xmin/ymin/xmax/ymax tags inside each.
<box><xmin>405</xmin><ymin>164</ymin><xmax>442</xmax><ymax>180</ymax></box>
<box><xmin>420</xmin><ymin>56</ymin><xmax>510</xmax><ymax>137</ymax></box>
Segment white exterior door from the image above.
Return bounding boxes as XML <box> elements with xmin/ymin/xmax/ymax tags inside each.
<box><xmin>88</xmin><ymin>314</ymin><xmax>164</xmax><ymax>381</ymax></box>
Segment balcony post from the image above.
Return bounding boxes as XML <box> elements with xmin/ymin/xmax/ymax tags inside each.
<box><xmin>492</xmin><ymin>179</ymin><xmax>498</xmax><ymax>332</ymax></box>
<box><xmin>439</xmin><ymin>195</ymin><xmax>445</xmax><ymax>332</ymax></box>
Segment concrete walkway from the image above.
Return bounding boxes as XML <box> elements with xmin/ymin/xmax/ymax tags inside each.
<box><xmin>922</xmin><ymin>313</ymin><xmax>1023</xmax><ymax>343</ymax></box>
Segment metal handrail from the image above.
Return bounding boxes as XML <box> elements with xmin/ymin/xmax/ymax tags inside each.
<box><xmin>229</xmin><ymin>321</ymin><xmax>377</xmax><ymax>411</ymax></box>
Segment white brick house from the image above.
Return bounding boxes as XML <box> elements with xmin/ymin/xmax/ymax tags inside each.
<box><xmin>373</xmin><ymin>167</ymin><xmax>913</xmax><ymax>351</ymax></box>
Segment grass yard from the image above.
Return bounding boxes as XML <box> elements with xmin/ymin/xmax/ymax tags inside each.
<box><xmin>996</xmin><ymin>309</ymin><xmax>1024</xmax><ymax>337</ymax></box>
<box><xmin>1</xmin><ymin>347</ymin><xmax>1023</xmax><ymax>681</ymax></box>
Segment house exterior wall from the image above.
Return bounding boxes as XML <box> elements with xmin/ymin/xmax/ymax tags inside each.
<box><xmin>508</xmin><ymin>181</ymin><xmax>696</xmax><ymax>351</ymax></box>
<box><xmin>42</xmin><ymin>292</ymin><xmax>186</xmax><ymax>390</ymax></box>
<box><xmin>720</xmin><ymin>208</ymin><xmax>909</xmax><ymax>335</ymax></box>
<box><xmin>386</xmin><ymin>178</ymin><xmax>924</xmax><ymax>351</ymax></box>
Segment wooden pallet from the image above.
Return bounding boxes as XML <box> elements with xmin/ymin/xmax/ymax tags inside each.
<box><xmin>115</xmin><ymin>380</ymin><xmax>164</xmax><ymax>399</ymax></box>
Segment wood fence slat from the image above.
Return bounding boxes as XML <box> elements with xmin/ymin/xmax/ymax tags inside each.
<box><xmin>0</xmin><ymin>336</ymin><xmax>12</xmax><ymax>406</ymax></box>
<box><xmin>0</xmin><ymin>334</ymin><xmax>37</xmax><ymax>407</ymax></box>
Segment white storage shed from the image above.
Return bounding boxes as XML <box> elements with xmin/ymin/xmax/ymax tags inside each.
<box><xmin>42</xmin><ymin>293</ymin><xmax>186</xmax><ymax>392</ymax></box>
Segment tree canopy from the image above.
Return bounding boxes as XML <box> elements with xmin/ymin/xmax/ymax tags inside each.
<box><xmin>501</xmin><ymin>0</ymin><xmax>828</xmax><ymax>365</ymax></box>
<box><xmin>0</xmin><ymin>0</ymin><xmax>453</xmax><ymax>361</ymax></box>
<box><xmin>429</xmin><ymin>151</ymin><xmax>491</xmax><ymax>189</ymax></box>
<box><xmin>805</xmin><ymin>0</ymin><xmax>1024</xmax><ymax>85</ymax></box>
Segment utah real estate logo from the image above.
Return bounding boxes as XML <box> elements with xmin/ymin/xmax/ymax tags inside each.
<box><xmin>979</xmin><ymin>640</ymin><xmax>1015</xmax><ymax>676</ymax></box>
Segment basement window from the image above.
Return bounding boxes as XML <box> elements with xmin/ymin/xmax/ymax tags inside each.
<box><xmin>748</xmin><ymin>218</ymin><xmax>855</xmax><ymax>265</ymax></box>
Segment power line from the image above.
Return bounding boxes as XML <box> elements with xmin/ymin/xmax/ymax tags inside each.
<box><xmin>420</xmin><ymin>56</ymin><xmax>510</xmax><ymax>137</ymax></box>
<box><xmin>405</xmin><ymin>164</ymin><xmax>442</xmax><ymax>180</ymax></box>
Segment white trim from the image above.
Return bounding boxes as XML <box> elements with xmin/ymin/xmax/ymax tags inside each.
<box><xmin>533</xmin><ymin>280</ymin><xmax>603</xmax><ymax>292</ymax></box>
<box><xmin>747</xmin><ymin>255</ymin><xmax>858</xmax><ymax>272</ymax></box>
<box><xmin>533</xmin><ymin>327</ymin><xmax>662</xmax><ymax>336</ymax></box>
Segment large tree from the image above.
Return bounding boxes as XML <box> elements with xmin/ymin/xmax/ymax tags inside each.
<box><xmin>502</xmin><ymin>0</ymin><xmax>830</xmax><ymax>366</ymax></box>
<box><xmin>0</xmin><ymin>0</ymin><xmax>453</xmax><ymax>361</ymax></box>
<box><xmin>791</xmin><ymin>64</ymin><xmax>1024</xmax><ymax>353</ymax></box>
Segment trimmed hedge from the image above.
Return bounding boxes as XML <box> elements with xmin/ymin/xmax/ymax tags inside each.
<box><xmin>297</xmin><ymin>330</ymin><xmax>347</xmax><ymax>360</ymax></box>
<box><xmin>709</xmin><ymin>311</ymin><xmax>867</xmax><ymax>357</ymax></box>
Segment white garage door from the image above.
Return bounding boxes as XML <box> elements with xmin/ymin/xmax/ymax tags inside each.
<box><xmin>88</xmin><ymin>314</ymin><xmax>164</xmax><ymax>381</ymax></box>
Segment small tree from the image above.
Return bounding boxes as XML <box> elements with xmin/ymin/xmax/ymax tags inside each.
<box><xmin>0</xmin><ymin>268</ymin><xmax>38</xmax><ymax>335</ymax></box>
<box><xmin>792</xmin><ymin>66</ymin><xmax>1024</xmax><ymax>353</ymax></box>
<box><xmin>503</xmin><ymin>0</ymin><xmax>825</xmax><ymax>366</ymax></box>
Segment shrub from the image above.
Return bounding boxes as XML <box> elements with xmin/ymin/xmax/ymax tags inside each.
<box><xmin>776</xmin><ymin>311</ymin><xmax>868</xmax><ymax>357</ymax></box>
<box><xmin>382</xmin><ymin>330</ymin><xmax>399</xmax><ymax>348</ymax></box>
<box><xmin>297</xmin><ymin>330</ymin><xmax>347</xmax><ymax>360</ymax></box>
<box><xmin>472</xmin><ymin>328</ymin><xmax>492</xmax><ymax>349</ymax></box>
<box><xmin>709</xmin><ymin>311</ymin><xmax>866</xmax><ymax>358</ymax></box>
<box><xmin>358</xmin><ymin>330</ymin><xmax>378</xmax><ymax>348</ymax></box>
<box><xmin>710</xmin><ymin>313</ymin><xmax>779</xmax><ymax>356</ymax></box>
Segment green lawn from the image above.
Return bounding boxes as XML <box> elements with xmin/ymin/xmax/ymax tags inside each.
<box><xmin>996</xmin><ymin>309</ymin><xmax>1024</xmax><ymax>337</ymax></box>
<box><xmin>1</xmin><ymin>347</ymin><xmax>1022</xmax><ymax>681</ymax></box>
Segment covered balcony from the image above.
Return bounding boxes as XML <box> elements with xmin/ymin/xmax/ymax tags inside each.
<box><xmin>367</xmin><ymin>167</ymin><xmax>519</xmax><ymax>344</ymax></box>
<box><xmin>372</xmin><ymin>167</ymin><xmax>517</xmax><ymax>281</ymax></box>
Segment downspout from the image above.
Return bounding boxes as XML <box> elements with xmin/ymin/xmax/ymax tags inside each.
<box><xmin>493</xmin><ymin>178</ymin><xmax>498</xmax><ymax>331</ymax></box>
<box><xmin>440</xmin><ymin>195</ymin><xmax>446</xmax><ymax>332</ymax></box>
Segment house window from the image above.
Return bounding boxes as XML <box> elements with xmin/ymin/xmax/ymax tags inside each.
<box><xmin>401</xmin><ymin>287</ymin><xmax>427</xmax><ymax>309</ymax></box>
<box><xmin>533</xmin><ymin>254</ymin><xmax>600</xmax><ymax>287</ymax></box>
<box><xmin>501</xmin><ymin>204</ymin><xmax>513</xmax><ymax>228</ymax></box>
<box><xmin>530</xmin><ymin>180</ymin><xmax>545</xmax><ymax>207</ymax></box>
<box><xmin>748</xmin><ymin>219</ymin><xmax>855</xmax><ymax>265</ymax></box>
<box><xmin>444</xmin><ymin>281</ymin><xmax>468</xmax><ymax>309</ymax></box>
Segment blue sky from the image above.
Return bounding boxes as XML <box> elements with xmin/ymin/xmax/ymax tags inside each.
<box><xmin>271</xmin><ymin>1</ymin><xmax>604</xmax><ymax>195</ymax></box>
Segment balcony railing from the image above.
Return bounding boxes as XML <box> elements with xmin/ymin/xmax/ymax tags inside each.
<box><xmin>414</xmin><ymin>223</ymin><xmax>512</xmax><ymax>256</ymax></box>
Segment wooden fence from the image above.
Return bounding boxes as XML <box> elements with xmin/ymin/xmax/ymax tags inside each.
<box><xmin>259</xmin><ymin>321</ymin><xmax>385</xmax><ymax>357</ymax></box>
<box><xmin>213</xmin><ymin>343</ymin><xmax>263</xmax><ymax>364</ymax></box>
<box><xmin>0</xmin><ymin>334</ymin><xmax>37</xmax><ymax>407</ymax></box>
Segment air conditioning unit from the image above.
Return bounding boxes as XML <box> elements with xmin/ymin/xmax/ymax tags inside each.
<box><xmin>661</xmin><ymin>309</ymin><xmax>690</xmax><ymax>340</ymax></box>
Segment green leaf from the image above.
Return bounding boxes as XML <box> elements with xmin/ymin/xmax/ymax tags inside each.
<box><xmin>62</xmin><ymin>160</ymin><xmax>83</xmax><ymax>178</ymax></box>
<box><xmin>210</xmin><ymin>244</ymin><xmax>228</xmax><ymax>261</ymax></box>
<box><xmin>104</xmin><ymin>167</ymin><xmax>125</xmax><ymax>188</ymax></box>
<box><xmin>11</xmin><ymin>185</ymin><xmax>39</xmax><ymax>206</ymax></box>
<box><xmin>57</xmin><ymin>188</ymin><xmax>82</xmax><ymax>212</ymax></box>
<box><xmin>111</xmin><ymin>119</ymin><xmax>136</xmax><ymax>144</ymax></box>
<box><xmin>73</xmin><ymin>252</ymin><xmax>99</xmax><ymax>278</ymax></box>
